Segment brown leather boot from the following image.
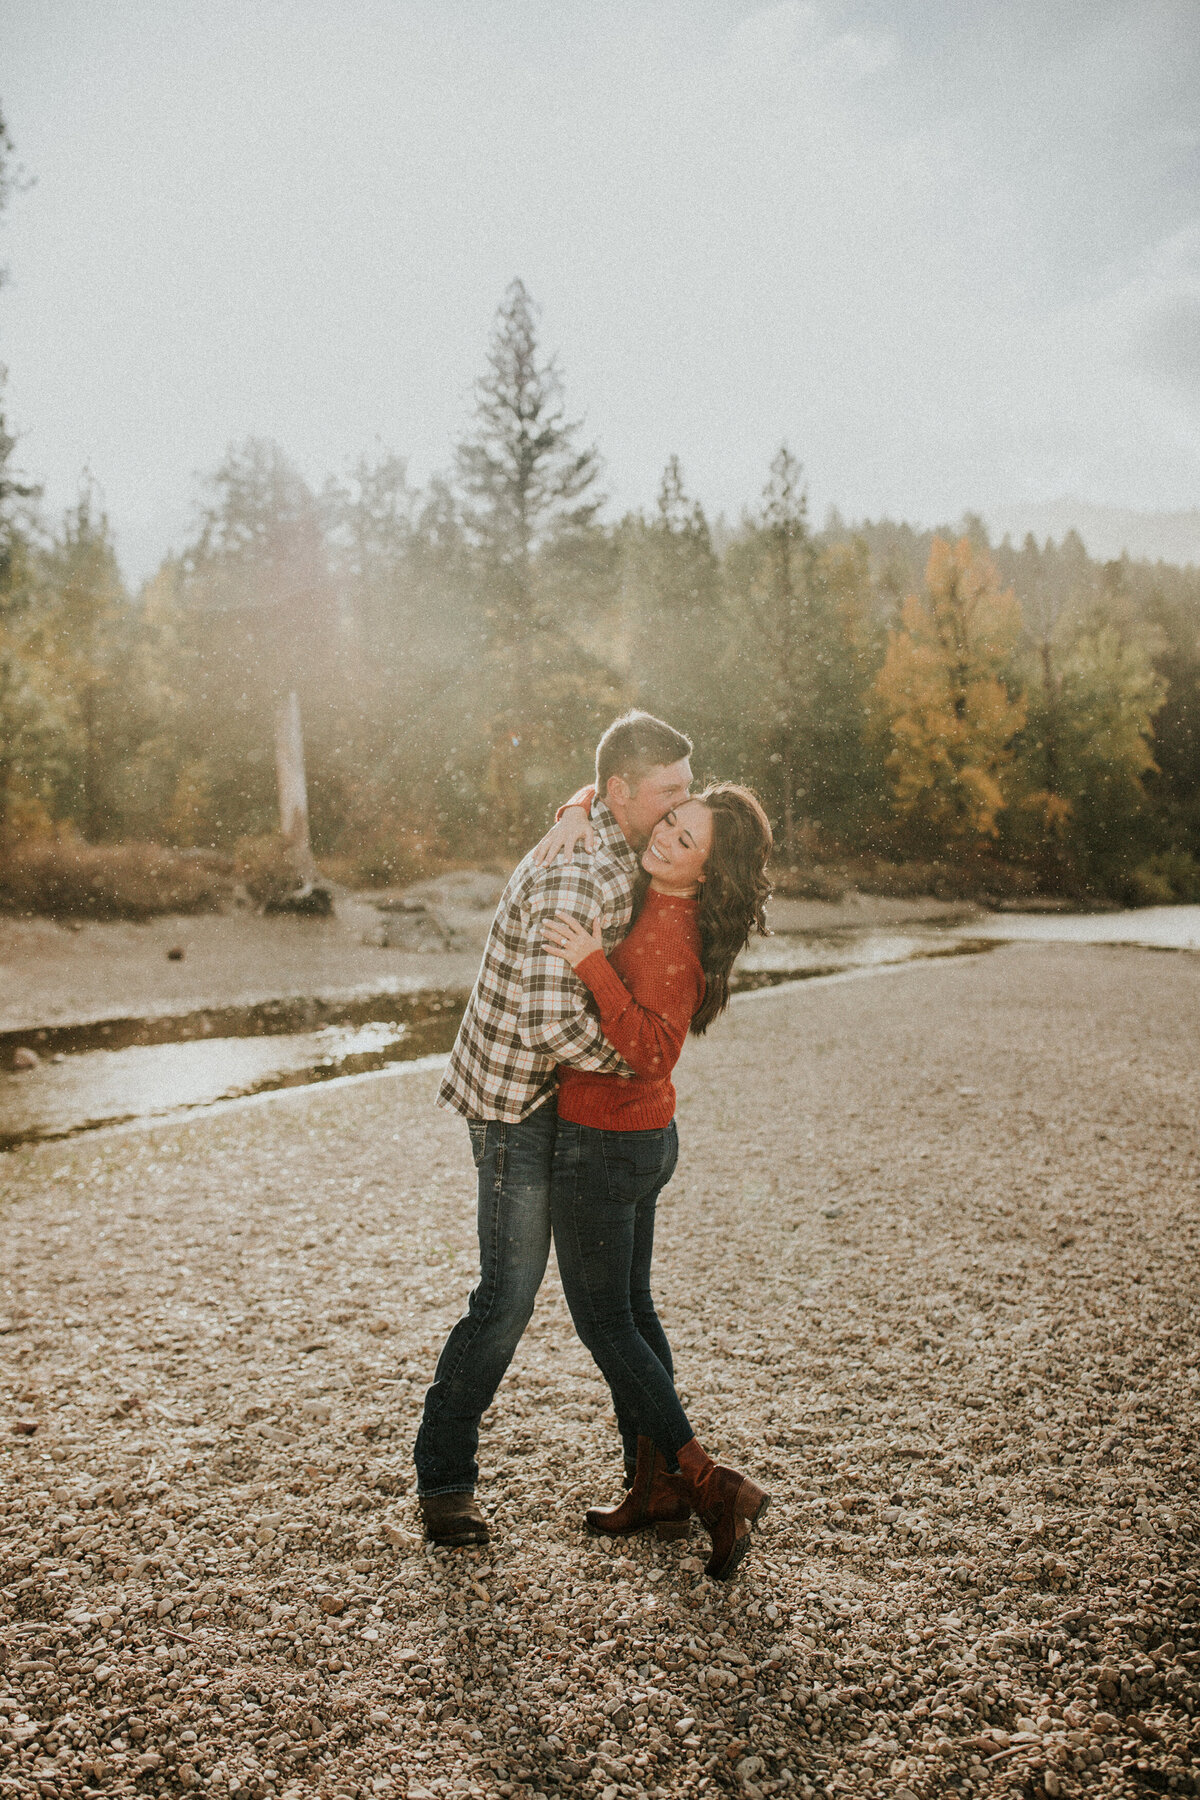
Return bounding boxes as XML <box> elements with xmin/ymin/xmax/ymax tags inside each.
<box><xmin>586</xmin><ymin>1435</ymin><xmax>692</xmax><ymax>1541</ymax></box>
<box><xmin>418</xmin><ymin>1492</ymin><xmax>489</xmax><ymax>1547</ymax></box>
<box><xmin>675</xmin><ymin>1438</ymin><xmax>769</xmax><ymax>1580</ymax></box>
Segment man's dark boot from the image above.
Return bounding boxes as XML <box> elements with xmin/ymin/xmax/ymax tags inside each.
<box><xmin>419</xmin><ymin>1493</ymin><xmax>489</xmax><ymax>1547</ymax></box>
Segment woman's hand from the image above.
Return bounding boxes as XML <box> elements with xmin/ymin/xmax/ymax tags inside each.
<box><xmin>542</xmin><ymin>910</ymin><xmax>604</xmax><ymax>970</ymax></box>
<box><xmin>531</xmin><ymin>805</ymin><xmax>595</xmax><ymax>868</ymax></box>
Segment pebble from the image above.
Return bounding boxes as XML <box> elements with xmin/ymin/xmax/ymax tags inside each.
<box><xmin>0</xmin><ymin>945</ymin><xmax>1197</xmax><ymax>1799</ymax></box>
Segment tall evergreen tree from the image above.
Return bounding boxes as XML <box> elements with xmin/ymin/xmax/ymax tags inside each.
<box><xmin>455</xmin><ymin>280</ymin><xmax>618</xmax><ymax>843</ymax></box>
<box><xmin>323</xmin><ymin>449</ymin><xmax>417</xmax><ymax>664</ymax></box>
<box><xmin>1144</xmin><ymin>575</ymin><xmax>1200</xmax><ymax>856</ymax></box>
<box><xmin>808</xmin><ymin>535</ymin><xmax>885</xmax><ymax>831</ymax></box>
<box><xmin>1010</xmin><ymin>608</ymin><xmax>1165</xmax><ymax>889</ymax></box>
<box><xmin>622</xmin><ymin>455</ymin><xmax>724</xmax><ymax>742</ymax></box>
<box><xmin>43</xmin><ymin>483</ymin><xmax>127</xmax><ymax>839</ymax></box>
<box><xmin>727</xmin><ymin>445</ymin><xmax>818</xmax><ymax>857</ymax></box>
<box><xmin>0</xmin><ymin>512</ymin><xmax>64</xmax><ymax>852</ymax></box>
<box><xmin>456</xmin><ymin>278</ymin><xmax>603</xmax><ymax>648</ymax></box>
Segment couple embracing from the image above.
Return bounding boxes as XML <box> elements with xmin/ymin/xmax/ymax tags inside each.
<box><xmin>413</xmin><ymin>711</ymin><xmax>773</xmax><ymax>1582</ymax></box>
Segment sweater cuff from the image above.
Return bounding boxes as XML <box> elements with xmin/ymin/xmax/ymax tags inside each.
<box><xmin>555</xmin><ymin>783</ymin><xmax>596</xmax><ymax>822</ymax></box>
<box><xmin>575</xmin><ymin>948</ymin><xmax>630</xmax><ymax>1015</ymax></box>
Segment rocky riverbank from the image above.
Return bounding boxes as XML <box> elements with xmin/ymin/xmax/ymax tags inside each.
<box><xmin>0</xmin><ymin>879</ymin><xmax>976</xmax><ymax>1037</ymax></box>
<box><xmin>1</xmin><ymin>941</ymin><xmax>1198</xmax><ymax>1800</ymax></box>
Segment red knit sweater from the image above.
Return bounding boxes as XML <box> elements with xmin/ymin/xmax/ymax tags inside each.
<box><xmin>556</xmin><ymin>887</ymin><xmax>704</xmax><ymax>1131</ymax></box>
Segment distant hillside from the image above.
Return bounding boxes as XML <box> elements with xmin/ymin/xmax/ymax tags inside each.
<box><xmin>987</xmin><ymin>500</ymin><xmax>1200</xmax><ymax>568</ymax></box>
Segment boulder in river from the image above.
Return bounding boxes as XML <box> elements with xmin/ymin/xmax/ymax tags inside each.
<box><xmin>263</xmin><ymin>881</ymin><xmax>335</xmax><ymax>917</ymax></box>
<box><xmin>369</xmin><ymin>896</ymin><xmax>458</xmax><ymax>951</ymax></box>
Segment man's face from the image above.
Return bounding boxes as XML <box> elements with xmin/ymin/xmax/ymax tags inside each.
<box><xmin>614</xmin><ymin>758</ymin><xmax>693</xmax><ymax>850</ymax></box>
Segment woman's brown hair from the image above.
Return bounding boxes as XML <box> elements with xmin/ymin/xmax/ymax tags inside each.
<box><xmin>689</xmin><ymin>783</ymin><xmax>773</xmax><ymax>1034</ymax></box>
<box><xmin>628</xmin><ymin>783</ymin><xmax>773</xmax><ymax>1031</ymax></box>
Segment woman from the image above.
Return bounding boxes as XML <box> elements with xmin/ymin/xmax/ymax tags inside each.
<box><xmin>541</xmin><ymin>783</ymin><xmax>773</xmax><ymax>1581</ymax></box>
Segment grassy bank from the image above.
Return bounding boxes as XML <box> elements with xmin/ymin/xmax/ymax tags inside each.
<box><xmin>4</xmin><ymin>830</ymin><xmax>1199</xmax><ymax>922</ymax></box>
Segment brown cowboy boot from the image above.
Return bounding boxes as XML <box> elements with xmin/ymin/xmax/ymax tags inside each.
<box><xmin>675</xmin><ymin>1438</ymin><xmax>769</xmax><ymax>1581</ymax></box>
<box><xmin>586</xmin><ymin>1435</ymin><xmax>692</xmax><ymax>1541</ymax></box>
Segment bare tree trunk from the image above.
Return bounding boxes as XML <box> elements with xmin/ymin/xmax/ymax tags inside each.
<box><xmin>274</xmin><ymin>689</ymin><xmax>316</xmax><ymax>883</ymax></box>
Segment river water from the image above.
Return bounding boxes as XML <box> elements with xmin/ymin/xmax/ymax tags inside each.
<box><xmin>2</xmin><ymin>906</ymin><xmax>1197</xmax><ymax>1149</ymax></box>
<box><xmin>958</xmin><ymin>903</ymin><xmax>1200</xmax><ymax>951</ymax></box>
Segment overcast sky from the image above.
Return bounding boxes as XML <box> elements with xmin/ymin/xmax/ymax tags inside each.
<box><xmin>2</xmin><ymin>0</ymin><xmax>1198</xmax><ymax>585</ymax></box>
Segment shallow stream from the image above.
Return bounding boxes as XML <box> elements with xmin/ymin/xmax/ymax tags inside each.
<box><xmin>2</xmin><ymin>905</ymin><xmax>1197</xmax><ymax>1149</ymax></box>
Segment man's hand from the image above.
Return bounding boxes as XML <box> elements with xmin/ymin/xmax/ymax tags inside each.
<box><xmin>542</xmin><ymin>910</ymin><xmax>604</xmax><ymax>970</ymax></box>
<box><xmin>531</xmin><ymin>805</ymin><xmax>595</xmax><ymax>867</ymax></box>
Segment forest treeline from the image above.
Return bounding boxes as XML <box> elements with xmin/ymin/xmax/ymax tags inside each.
<box><xmin>2</xmin><ymin>272</ymin><xmax>1199</xmax><ymax>907</ymax></box>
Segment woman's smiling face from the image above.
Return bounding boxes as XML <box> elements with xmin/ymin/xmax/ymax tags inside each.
<box><xmin>641</xmin><ymin>799</ymin><xmax>714</xmax><ymax>894</ymax></box>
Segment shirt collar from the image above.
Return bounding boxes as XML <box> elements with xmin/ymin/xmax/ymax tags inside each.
<box><xmin>592</xmin><ymin>797</ymin><xmax>639</xmax><ymax>868</ymax></box>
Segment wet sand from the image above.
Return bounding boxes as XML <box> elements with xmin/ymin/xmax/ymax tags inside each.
<box><xmin>0</xmin><ymin>901</ymin><xmax>484</xmax><ymax>1037</ymax></box>
<box><xmin>0</xmin><ymin>888</ymin><xmax>976</xmax><ymax>1036</ymax></box>
<box><xmin>0</xmin><ymin>941</ymin><xmax>1198</xmax><ymax>1800</ymax></box>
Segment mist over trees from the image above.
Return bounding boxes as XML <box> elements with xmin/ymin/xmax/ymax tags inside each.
<box><xmin>3</xmin><ymin>254</ymin><xmax>1200</xmax><ymax>904</ymax></box>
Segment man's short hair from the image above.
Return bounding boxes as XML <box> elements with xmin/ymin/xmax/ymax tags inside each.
<box><xmin>595</xmin><ymin>711</ymin><xmax>693</xmax><ymax>796</ymax></box>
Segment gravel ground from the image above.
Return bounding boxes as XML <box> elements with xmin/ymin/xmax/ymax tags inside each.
<box><xmin>1</xmin><ymin>940</ymin><xmax>1198</xmax><ymax>1800</ymax></box>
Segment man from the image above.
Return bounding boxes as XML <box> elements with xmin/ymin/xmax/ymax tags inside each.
<box><xmin>414</xmin><ymin>710</ymin><xmax>694</xmax><ymax>1545</ymax></box>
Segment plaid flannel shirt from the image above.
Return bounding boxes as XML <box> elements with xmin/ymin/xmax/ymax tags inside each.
<box><xmin>437</xmin><ymin>799</ymin><xmax>639</xmax><ymax>1121</ymax></box>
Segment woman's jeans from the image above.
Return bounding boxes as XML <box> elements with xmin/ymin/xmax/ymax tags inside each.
<box><xmin>551</xmin><ymin>1118</ymin><xmax>693</xmax><ymax>1465</ymax></box>
<box><xmin>414</xmin><ymin>1100</ymin><xmax>557</xmax><ymax>1495</ymax></box>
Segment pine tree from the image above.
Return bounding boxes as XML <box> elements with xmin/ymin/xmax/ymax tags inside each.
<box><xmin>44</xmin><ymin>482</ymin><xmax>127</xmax><ymax>840</ymax></box>
<box><xmin>622</xmin><ymin>455</ymin><xmax>724</xmax><ymax>740</ymax></box>
<box><xmin>455</xmin><ymin>281</ymin><xmax>618</xmax><ymax>844</ymax></box>
<box><xmin>322</xmin><ymin>449</ymin><xmax>417</xmax><ymax>663</ymax></box>
<box><xmin>456</xmin><ymin>278</ymin><xmax>603</xmax><ymax>648</ymax></box>
<box><xmin>0</xmin><ymin>526</ymin><xmax>66</xmax><ymax>852</ymax></box>
<box><xmin>1014</xmin><ymin>620</ymin><xmax>1164</xmax><ymax>887</ymax></box>
<box><xmin>756</xmin><ymin>444</ymin><xmax>813</xmax><ymax>856</ymax></box>
<box><xmin>184</xmin><ymin>438</ymin><xmax>335</xmax><ymax>653</ymax></box>
<box><xmin>809</xmin><ymin>535</ymin><xmax>885</xmax><ymax>831</ymax></box>
<box><xmin>1143</xmin><ymin>574</ymin><xmax>1200</xmax><ymax>854</ymax></box>
<box><xmin>726</xmin><ymin>445</ymin><xmax>819</xmax><ymax>857</ymax></box>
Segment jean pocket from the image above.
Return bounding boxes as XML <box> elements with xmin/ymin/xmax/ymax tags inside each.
<box><xmin>661</xmin><ymin>1120</ymin><xmax>679</xmax><ymax>1187</ymax></box>
<box><xmin>467</xmin><ymin>1121</ymin><xmax>489</xmax><ymax>1169</ymax></box>
<box><xmin>599</xmin><ymin>1129</ymin><xmax>674</xmax><ymax>1205</ymax></box>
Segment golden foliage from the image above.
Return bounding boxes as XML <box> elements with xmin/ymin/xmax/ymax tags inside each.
<box><xmin>872</xmin><ymin>536</ymin><xmax>1026</xmax><ymax>841</ymax></box>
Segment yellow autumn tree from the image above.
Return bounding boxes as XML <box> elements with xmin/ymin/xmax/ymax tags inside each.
<box><xmin>873</xmin><ymin>536</ymin><xmax>1026</xmax><ymax>842</ymax></box>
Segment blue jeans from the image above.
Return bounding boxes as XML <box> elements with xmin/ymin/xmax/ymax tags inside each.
<box><xmin>414</xmin><ymin>1100</ymin><xmax>557</xmax><ymax>1495</ymax></box>
<box><xmin>550</xmin><ymin>1118</ymin><xmax>693</xmax><ymax>1465</ymax></box>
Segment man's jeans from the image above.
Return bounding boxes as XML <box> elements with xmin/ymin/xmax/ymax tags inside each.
<box><xmin>414</xmin><ymin>1099</ymin><xmax>557</xmax><ymax>1495</ymax></box>
<box><xmin>550</xmin><ymin>1117</ymin><xmax>692</xmax><ymax>1466</ymax></box>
